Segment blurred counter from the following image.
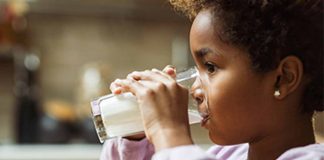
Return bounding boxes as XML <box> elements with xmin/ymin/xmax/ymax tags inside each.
<box><xmin>0</xmin><ymin>144</ymin><xmax>102</xmax><ymax>160</ymax></box>
<box><xmin>0</xmin><ymin>143</ymin><xmax>212</xmax><ymax>160</ymax></box>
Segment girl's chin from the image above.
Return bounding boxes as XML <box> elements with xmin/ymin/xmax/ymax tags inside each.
<box><xmin>206</xmin><ymin>126</ymin><xmax>228</xmax><ymax>145</ymax></box>
<box><xmin>208</xmin><ymin>131</ymin><xmax>245</xmax><ymax>146</ymax></box>
<box><xmin>209</xmin><ymin>133</ymin><xmax>228</xmax><ymax>145</ymax></box>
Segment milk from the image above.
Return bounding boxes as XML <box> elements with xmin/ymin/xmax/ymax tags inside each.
<box><xmin>100</xmin><ymin>93</ymin><xmax>143</xmax><ymax>137</ymax></box>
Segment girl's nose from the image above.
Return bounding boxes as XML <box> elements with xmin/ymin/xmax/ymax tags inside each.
<box><xmin>190</xmin><ymin>77</ymin><xmax>204</xmax><ymax>105</ymax></box>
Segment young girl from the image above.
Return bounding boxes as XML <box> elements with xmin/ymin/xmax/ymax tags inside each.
<box><xmin>101</xmin><ymin>0</ymin><xmax>323</xmax><ymax>159</ymax></box>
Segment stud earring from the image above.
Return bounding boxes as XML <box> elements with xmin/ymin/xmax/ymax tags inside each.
<box><xmin>274</xmin><ymin>90</ymin><xmax>281</xmax><ymax>97</ymax></box>
<box><xmin>274</xmin><ymin>76</ymin><xmax>281</xmax><ymax>97</ymax></box>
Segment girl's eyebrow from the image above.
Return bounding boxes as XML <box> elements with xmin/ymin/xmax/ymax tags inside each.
<box><xmin>194</xmin><ymin>47</ymin><xmax>221</xmax><ymax>58</ymax></box>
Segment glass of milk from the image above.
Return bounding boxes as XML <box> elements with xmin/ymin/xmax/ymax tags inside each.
<box><xmin>90</xmin><ymin>67</ymin><xmax>201</xmax><ymax>143</ymax></box>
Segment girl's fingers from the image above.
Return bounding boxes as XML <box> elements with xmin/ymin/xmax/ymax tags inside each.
<box><xmin>162</xmin><ymin>65</ymin><xmax>176</xmax><ymax>78</ymax></box>
<box><xmin>110</xmin><ymin>79</ymin><xmax>123</xmax><ymax>94</ymax></box>
<box><xmin>110</xmin><ymin>78</ymin><xmax>140</xmax><ymax>94</ymax></box>
<box><xmin>152</xmin><ymin>68</ymin><xmax>173</xmax><ymax>80</ymax></box>
<box><xmin>113</xmin><ymin>78</ymin><xmax>165</xmax><ymax>98</ymax></box>
<box><xmin>112</xmin><ymin>65</ymin><xmax>177</xmax><ymax>94</ymax></box>
<box><xmin>112</xmin><ymin>78</ymin><xmax>147</xmax><ymax>96</ymax></box>
<box><xmin>128</xmin><ymin>68</ymin><xmax>176</xmax><ymax>85</ymax></box>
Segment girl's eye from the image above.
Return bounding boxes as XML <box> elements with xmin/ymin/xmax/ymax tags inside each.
<box><xmin>204</xmin><ymin>62</ymin><xmax>217</xmax><ymax>73</ymax></box>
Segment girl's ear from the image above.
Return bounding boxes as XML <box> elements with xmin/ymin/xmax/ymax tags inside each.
<box><xmin>273</xmin><ymin>56</ymin><xmax>304</xmax><ymax>100</ymax></box>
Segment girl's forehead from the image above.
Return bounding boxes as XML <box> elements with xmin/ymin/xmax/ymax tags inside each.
<box><xmin>190</xmin><ymin>9</ymin><xmax>225</xmax><ymax>43</ymax></box>
<box><xmin>194</xmin><ymin>11</ymin><xmax>213</xmax><ymax>26</ymax></box>
<box><xmin>190</xmin><ymin>10</ymin><xmax>251</xmax><ymax>64</ymax></box>
<box><xmin>190</xmin><ymin>11</ymin><xmax>216</xmax><ymax>44</ymax></box>
<box><xmin>191</xmin><ymin>10</ymin><xmax>214</xmax><ymax>32</ymax></box>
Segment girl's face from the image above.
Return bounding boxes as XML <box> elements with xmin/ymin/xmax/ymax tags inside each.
<box><xmin>190</xmin><ymin>10</ymin><xmax>277</xmax><ymax>145</ymax></box>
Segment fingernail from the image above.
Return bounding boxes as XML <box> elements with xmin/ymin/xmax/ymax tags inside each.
<box><xmin>113</xmin><ymin>88</ymin><xmax>122</xmax><ymax>94</ymax></box>
<box><xmin>166</xmin><ymin>68</ymin><xmax>175</xmax><ymax>74</ymax></box>
<box><xmin>163</xmin><ymin>65</ymin><xmax>176</xmax><ymax>74</ymax></box>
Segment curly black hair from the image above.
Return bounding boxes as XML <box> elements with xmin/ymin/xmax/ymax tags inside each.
<box><xmin>170</xmin><ymin>0</ymin><xmax>323</xmax><ymax>113</ymax></box>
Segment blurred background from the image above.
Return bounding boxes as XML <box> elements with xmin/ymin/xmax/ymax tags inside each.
<box><xmin>0</xmin><ymin>0</ymin><xmax>323</xmax><ymax>159</ymax></box>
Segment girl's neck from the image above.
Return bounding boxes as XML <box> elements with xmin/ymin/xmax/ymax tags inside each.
<box><xmin>247</xmin><ymin>116</ymin><xmax>315</xmax><ymax>160</ymax></box>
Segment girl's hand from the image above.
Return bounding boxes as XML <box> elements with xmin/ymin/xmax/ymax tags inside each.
<box><xmin>110</xmin><ymin>65</ymin><xmax>193</xmax><ymax>151</ymax></box>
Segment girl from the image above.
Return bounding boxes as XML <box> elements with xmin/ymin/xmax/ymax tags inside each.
<box><xmin>101</xmin><ymin>0</ymin><xmax>323</xmax><ymax>159</ymax></box>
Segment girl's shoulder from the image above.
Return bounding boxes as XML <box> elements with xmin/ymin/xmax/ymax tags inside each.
<box><xmin>278</xmin><ymin>143</ymin><xmax>324</xmax><ymax>159</ymax></box>
<box><xmin>207</xmin><ymin>143</ymin><xmax>248</xmax><ymax>159</ymax></box>
<box><xmin>207</xmin><ymin>143</ymin><xmax>324</xmax><ymax>160</ymax></box>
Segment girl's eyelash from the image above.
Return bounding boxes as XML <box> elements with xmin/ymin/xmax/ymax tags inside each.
<box><xmin>204</xmin><ymin>62</ymin><xmax>218</xmax><ymax>73</ymax></box>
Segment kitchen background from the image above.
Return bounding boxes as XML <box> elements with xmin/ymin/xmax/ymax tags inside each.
<box><xmin>0</xmin><ymin>0</ymin><xmax>323</xmax><ymax>159</ymax></box>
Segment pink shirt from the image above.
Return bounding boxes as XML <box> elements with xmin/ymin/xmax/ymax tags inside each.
<box><xmin>100</xmin><ymin>138</ymin><xmax>324</xmax><ymax>160</ymax></box>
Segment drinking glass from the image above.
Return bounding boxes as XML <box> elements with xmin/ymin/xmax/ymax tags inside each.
<box><xmin>90</xmin><ymin>67</ymin><xmax>201</xmax><ymax>143</ymax></box>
